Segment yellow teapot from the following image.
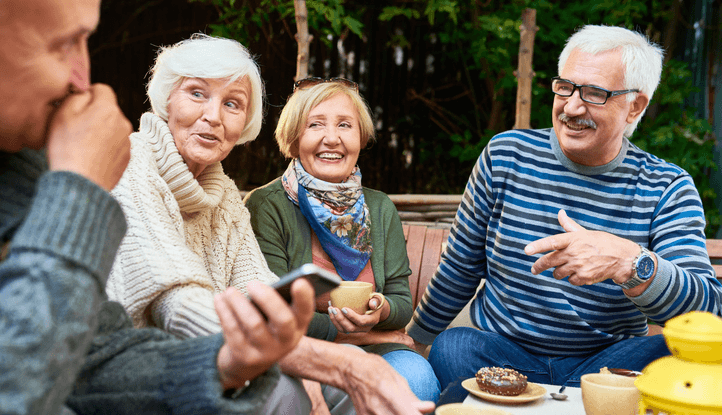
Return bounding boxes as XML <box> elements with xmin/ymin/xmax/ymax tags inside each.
<box><xmin>635</xmin><ymin>311</ymin><xmax>722</xmax><ymax>415</ymax></box>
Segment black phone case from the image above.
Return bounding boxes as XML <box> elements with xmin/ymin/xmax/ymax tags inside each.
<box><xmin>271</xmin><ymin>263</ymin><xmax>342</xmax><ymax>302</ymax></box>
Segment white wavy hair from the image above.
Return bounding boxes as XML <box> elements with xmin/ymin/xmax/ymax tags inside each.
<box><xmin>558</xmin><ymin>25</ymin><xmax>664</xmax><ymax>138</ymax></box>
<box><xmin>146</xmin><ymin>34</ymin><xmax>264</xmax><ymax>145</ymax></box>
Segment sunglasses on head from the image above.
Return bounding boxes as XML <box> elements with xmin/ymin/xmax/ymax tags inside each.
<box><xmin>293</xmin><ymin>77</ymin><xmax>359</xmax><ymax>92</ymax></box>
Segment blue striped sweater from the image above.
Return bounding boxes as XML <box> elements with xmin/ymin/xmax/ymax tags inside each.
<box><xmin>407</xmin><ymin>128</ymin><xmax>722</xmax><ymax>356</ymax></box>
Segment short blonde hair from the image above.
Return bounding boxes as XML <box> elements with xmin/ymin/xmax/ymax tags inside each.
<box><xmin>275</xmin><ymin>82</ymin><xmax>375</xmax><ymax>158</ymax></box>
<box><xmin>146</xmin><ymin>34</ymin><xmax>265</xmax><ymax>145</ymax></box>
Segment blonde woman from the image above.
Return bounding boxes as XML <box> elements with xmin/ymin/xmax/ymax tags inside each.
<box><xmin>245</xmin><ymin>78</ymin><xmax>440</xmax><ymax>405</ymax></box>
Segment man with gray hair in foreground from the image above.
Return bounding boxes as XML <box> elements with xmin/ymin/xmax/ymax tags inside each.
<box><xmin>408</xmin><ymin>24</ymin><xmax>722</xmax><ymax>402</ymax></box>
<box><xmin>0</xmin><ymin>0</ymin><xmax>316</xmax><ymax>413</ymax></box>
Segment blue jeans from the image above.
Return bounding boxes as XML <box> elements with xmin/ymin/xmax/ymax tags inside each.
<box><xmin>428</xmin><ymin>327</ymin><xmax>670</xmax><ymax>404</ymax></box>
<box><xmin>382</xmin><ymin>350</ymin><xmax>441</xmax><ymax>403</ymax></box>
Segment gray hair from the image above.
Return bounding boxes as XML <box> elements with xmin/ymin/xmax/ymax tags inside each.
<box><xmin>146</xmin><ymin>34</ymin><xmax>264</xmax><ymax>145</ymax></box>
<box><xmin>558</xmin><ymin>25</ymin><xmax>664</xmax><ymax>138</ymax></box>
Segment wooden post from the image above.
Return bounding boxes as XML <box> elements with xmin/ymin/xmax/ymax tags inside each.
<box><xmin>293</xmin><ymin>0</ymin><xmax>313</xmax><ymax>82</ymax></box>
<box><xmin>513</xmin><ymin>8</ymin><xmax>538</xmax><ymax>129</ymax></box>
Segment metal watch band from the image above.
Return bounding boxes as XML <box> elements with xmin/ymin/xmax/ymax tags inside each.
<box><xmin>617</xmin><ymin>274</ymin><xmax>645</xmax><ymax>290</ymax></box>
<box><xmin>617</xmin><ymin>245</ymin><xmax>650</xmax><ymax>290</ymax></box>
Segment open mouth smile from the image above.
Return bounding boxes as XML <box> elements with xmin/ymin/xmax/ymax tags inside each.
<box><xmin>317</xmin><ymin>152</ymin><xmax>344</xmax><ymax>160</ymax></box>
<box><xmin>559</xmin><ymin>114</ymin><xmax>597</xmax><ymax>131</ymax></box>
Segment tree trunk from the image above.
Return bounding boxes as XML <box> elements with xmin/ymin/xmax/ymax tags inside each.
<box><xmin>513</xmin><ymin>8</ymin><xmax>538</xmax><ymax>129</ymax></box>
<box><xmin>293</xmin><ymin>0</ymin><xmax>313</xmax><ymax>82</ymax></box>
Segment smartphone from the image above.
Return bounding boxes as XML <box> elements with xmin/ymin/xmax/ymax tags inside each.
<box><xmin>271</xmin><ymin>263</ymin><xmax>342</xmax><ymax>303</ymax></box>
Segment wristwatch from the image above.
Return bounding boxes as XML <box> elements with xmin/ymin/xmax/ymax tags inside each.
<box><xmin>617</xmin><ymin>245</ymin><xmax>655</xmax><ymax>290</ymax></box>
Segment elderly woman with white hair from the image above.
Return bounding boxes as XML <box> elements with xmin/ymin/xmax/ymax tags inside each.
<box><xmin>106</xmin><ymin>35</ymin><xmax>436</xmax><ymax>415</ymax></box>
<box><xmin>105</xmin><ymin>34</ymin><xmax>278</xmax><ymax>337</ymax></box>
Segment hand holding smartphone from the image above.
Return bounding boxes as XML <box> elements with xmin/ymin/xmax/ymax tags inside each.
<box><xmin>271</xmin><ymin>263</ymin><xmax>341</xmax><ymax>302</ymax></box>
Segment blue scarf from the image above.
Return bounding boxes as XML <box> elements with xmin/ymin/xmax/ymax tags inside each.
<box><xmin>282</xmin><ymin>160</ymin><xmax>372</xmax><ymax>281</ymax></box>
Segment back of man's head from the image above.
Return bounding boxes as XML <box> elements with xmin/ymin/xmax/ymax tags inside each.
<box><xmin>557</xmin><ymin>25</ymin><xmax>664</xmax><ymax>137</ymax></box>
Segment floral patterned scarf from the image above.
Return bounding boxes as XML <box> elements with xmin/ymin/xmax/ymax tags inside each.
<box><xmin>282</xmin><ymin>159</ymin><xmax>372</xmax><ymax>281</ymax></box>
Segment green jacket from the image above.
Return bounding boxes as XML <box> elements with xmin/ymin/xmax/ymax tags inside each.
<box><xmin>245</xmin><ymin>178</ymin><xmax>413</xmax><ymax>352</ymax></box>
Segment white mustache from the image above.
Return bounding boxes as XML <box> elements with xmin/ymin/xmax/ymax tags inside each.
<box><xmin>559</xmin><ymin>113</ymin><xmax>597</xmax><ymax>129</ymax></box>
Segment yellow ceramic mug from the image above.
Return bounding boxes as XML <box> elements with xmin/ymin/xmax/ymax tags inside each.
<box><xmin>581</xmin><ymin>373</ymin><xmax>640</xmax><ymax>415</ymax></box>
<box><xmin>329</xmin><ymin>281</ymin><xmax>385</xmax><ymax>315</ymax></box>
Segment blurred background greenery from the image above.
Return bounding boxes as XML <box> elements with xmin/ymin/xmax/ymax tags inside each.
<box><xmin>89</xmin><ymin>0</ymin><xmax>721</xmax><ymax>236</ymax></box>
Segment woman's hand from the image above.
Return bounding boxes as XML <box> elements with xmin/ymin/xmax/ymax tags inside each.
<box><xmin>328</xmin><ymin>297</ymin><xmax>390</xmax><ymax>334</ymax></box>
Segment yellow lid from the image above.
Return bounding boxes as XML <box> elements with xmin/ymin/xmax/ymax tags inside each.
<box><xmin>662</xmin><ymin>311</ymin><xmax>722</xmax><ymax>363</ymax></box>
<box><xmin>636</xmin><ymin>356</ymin><xmax>722</xmax><ymax>410</ymax></box>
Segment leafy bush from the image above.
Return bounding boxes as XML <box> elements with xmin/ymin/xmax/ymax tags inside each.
<box><xmin>191</xmin><ymin>0</ymin><xmax>719</xmax><ymax>236</ymax></box>
<box><xmin>634</xmin><ymin>60</ymin><xmax>719</xmax><ymax>237</ymax></box>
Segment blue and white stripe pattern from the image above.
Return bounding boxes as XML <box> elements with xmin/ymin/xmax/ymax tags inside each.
<box><xmin>408</xmin><ymin>128</ymin><xmax>721</xmax><ymax>356</ymax></box>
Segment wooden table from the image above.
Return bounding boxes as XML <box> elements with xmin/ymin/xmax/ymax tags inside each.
<box><xmin>462</xmin><ymin>383</ymin><xmax>585</xmax><ymax>414</ymax></box>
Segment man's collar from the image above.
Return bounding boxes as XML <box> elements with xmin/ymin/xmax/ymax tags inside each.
<box><xmin>549</xmin><ymin>129</ymin><xmax>628</xmax><ymax>175</ymax></box>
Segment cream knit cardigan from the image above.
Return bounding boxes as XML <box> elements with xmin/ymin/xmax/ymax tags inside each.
<box><xmin>106</xmin><ymin>113</ymin><xmax>278</xmax><ymax>339</ymax></box>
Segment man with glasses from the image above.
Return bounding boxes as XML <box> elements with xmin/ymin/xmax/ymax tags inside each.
<box><xmin>408</xmin><ymin>24</ymin><xmax>721</xmax><ymax>402</ymax></box>
<box><xmin>551</xmin><ymin>77</ymin><xmax>641</xmax><ymax>105</ymax></box>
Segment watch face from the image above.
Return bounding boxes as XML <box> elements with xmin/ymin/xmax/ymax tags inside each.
<box><xmin>637</xmin><ymin>255</ymin><xmax>655</xmax><ymax>279</ymax></box>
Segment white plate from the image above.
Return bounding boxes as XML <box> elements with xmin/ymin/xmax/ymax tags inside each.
<box><xmin>435</xmin><ymin>403</ymin><xmax>512</xmax><ymax>415</ymax></box>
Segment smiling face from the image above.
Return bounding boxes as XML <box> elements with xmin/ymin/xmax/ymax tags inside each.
<box><xmin>552</xmin><ymin>49</ymin><xmax>648</xmax><ymax>166</ymax></box>
<box><xmin>0</xmin><ymin>0</ymin><xmax>99</xmax><ymax>151</ymax></box>
<box><xmin>166</xmin><ymin>77</ymin><xmax>251</xmax><ymax>177</ymax></box>
<box><xmin>298</xmin><ymin>93</ymin><xmax>362</xmax><ymax>183</ymax></box>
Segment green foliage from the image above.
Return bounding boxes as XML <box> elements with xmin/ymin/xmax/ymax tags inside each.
<box><xmin>634</xmin><ymin>60</ymin><xmax>719</xmax><ymax>237</ymax></box>
<box><xmin>190</xmin><ymin>0</ymin><xmax>719</xmax><ymax>235</ymax></box>
<box><xmin>379</xmin><ymin>6</ymin><xmax>421</xmax><ymax>21</ymax></box>
<box><xmin>423</xmin><ymin>0</ymin><xmax>458</xmax><ymax>25</ymax></box>
<box><xmin>449</xmin><ymin>130</ymin><xmax>488</xmax><ymax>163</ymax></box>
<box><xmin>306</xmin><ymin>0</ymin><xmax>364</xmax><ymax>40</ymax></box>
<box><xmin>190</xmin><ymin>0</ymin><xmax>364</xmax><ymax>46</ymax></box>
<box><xmin>389</xmin><ymin>0</ymin><xmax>719</xmax><ymax>235</ymax></box>
<box><xmin>187</xmin><ymin>0</ymin><xmax>284</xmax><ymax>43</ymax></box>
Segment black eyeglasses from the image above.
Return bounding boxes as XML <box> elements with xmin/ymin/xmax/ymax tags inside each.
<box><xmin>293</xmin><ymin>77</ymin><xmax>359</xmax><ymax>92</ymax></box>
<box><xmin>551</xmin><ymin>77</ymin><xmax>639</xmax><ymax>105</ymax></box>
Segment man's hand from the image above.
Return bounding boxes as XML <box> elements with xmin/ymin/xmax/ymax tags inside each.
<box><xmin>215</xmin><ymin>279</ymin><xmax>315</xmax><ymax>390</ymax></box>
<box><xmin>339</xmin><ymin>352</ymin><xmax>436</xmax><ymax>415</ymax></box>
<box><xmin>524</xmin><ymin>210</ymin><xmax>640</xmax><ymax>286</ymax></box>
<box><xmin>279</xmin><ymin>337</ymin><xmax>435</xmax><ymax>415</ymax></box>
<box><xmin>301</xmin><ymin>379</ymin><xmax>333</xmax><ymax>415</ymax></box>
<box><xmin>46</xmin><ymin>84</ymin><xmax>132</xmax><ymax>191</ymax></box>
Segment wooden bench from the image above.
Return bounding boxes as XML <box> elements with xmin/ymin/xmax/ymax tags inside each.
<box><xmin>403</xmin><ymin>224</ymin><xmax>450</xmax><ymax>309</ymax></box>
<box><xmin>403</xmin><ymin>223</ymin><xmax>722</xmax><ymax>334</ymax></box>
<box><xmin>707</xmin><ymin>238</ymin><xmax>722</xmax><ymax>278</ymax></box>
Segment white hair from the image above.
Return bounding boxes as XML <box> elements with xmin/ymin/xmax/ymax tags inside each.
<box><xmin>558</xmin><ymin>25</ymin><xmax>664</xmax><ymax>138</ymax></box>
<box><xmin>146</xmin><ymin>34</ymin><xmax>265</xmax><ymax>145</ymax></box>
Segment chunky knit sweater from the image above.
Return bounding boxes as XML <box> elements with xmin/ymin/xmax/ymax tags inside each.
<box><xmin>408</xmin><ymin>128</ymin><xmax>722</xmax><ymax>356</ymax></box>
<box><xmin>107</xmin><ymin>113</ymin><xmax>278</xmax><ymax>339</ymax></box>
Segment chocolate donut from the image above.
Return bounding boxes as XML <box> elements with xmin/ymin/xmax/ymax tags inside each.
<box><xmin>475</xmin><ymin>367</ymin><xmax>528</xmax><ymax>396</ymax></box>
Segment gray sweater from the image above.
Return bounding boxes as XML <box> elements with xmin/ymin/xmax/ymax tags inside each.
<box><xmin>0</xmin><ymin>149</ymin><xmax>279</xmax><ymax>415</ymax></box>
